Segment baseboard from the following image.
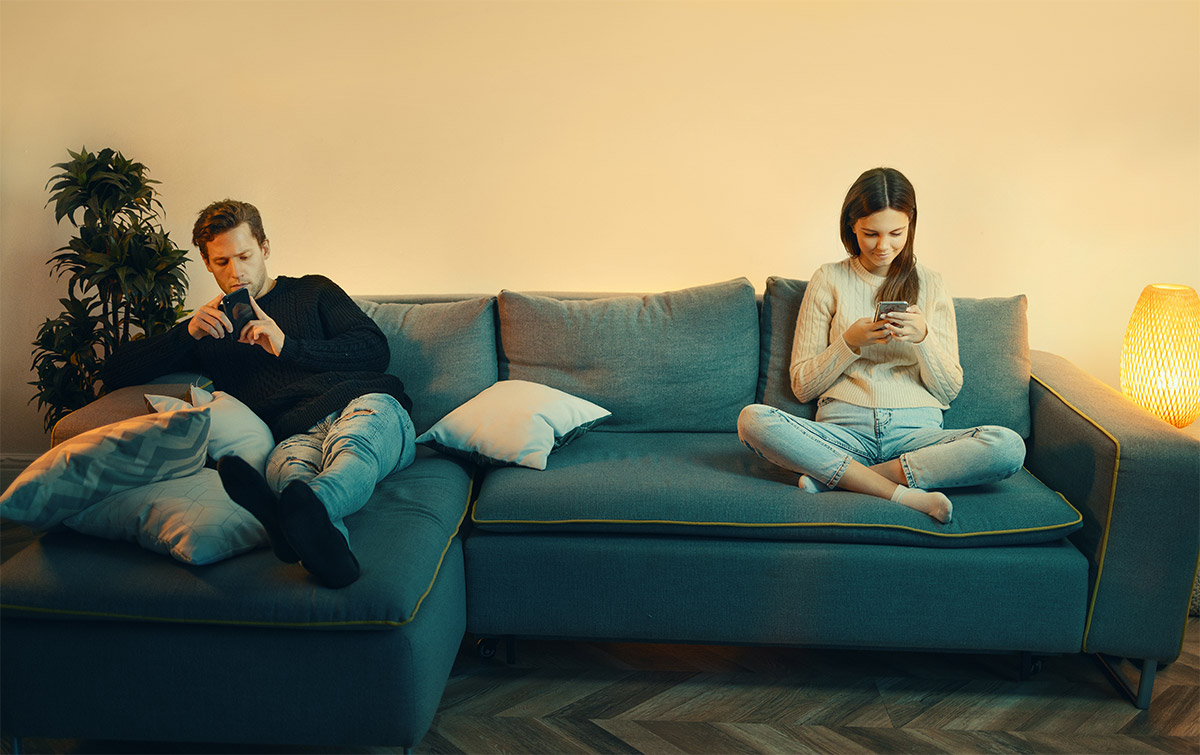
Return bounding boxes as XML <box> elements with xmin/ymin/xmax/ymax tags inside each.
<box><xmin>1</xmin><ymin>454</ymin><xmax>38</xmax><ymax>494</ymax></box>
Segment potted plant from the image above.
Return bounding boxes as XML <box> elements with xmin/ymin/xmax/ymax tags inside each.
<box><xmin>29</xmin><ymin>147</ymin><xmax>191</xmax><ymax>432</ymax></box>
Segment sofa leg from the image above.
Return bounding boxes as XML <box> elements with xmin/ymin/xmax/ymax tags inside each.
<box><xmin>1096</xmin><ymin>654</ymin><xmax>1158</xmax><ymax>709</ymax></box>
<box><xmin>505</xmin><ymin>637</ymin><xmax>517</xmax><ymax>665</ymax></box>
<box><xmin>1018</xmin><ymin>651</ymin><xmax>1044</xmax><ymax>680</ymax></box>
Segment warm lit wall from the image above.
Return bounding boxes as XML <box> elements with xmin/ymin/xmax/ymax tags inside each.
<box><xmin>2</xmin><ymin>0</ymin><xmax>1197</xmax><ymax>457</ymax></box>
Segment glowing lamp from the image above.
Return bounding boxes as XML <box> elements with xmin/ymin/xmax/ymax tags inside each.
<box><xmin>1120</xmin><ymin>284</ymin><xmax>1200</xmax><ymax>428</ymax></box>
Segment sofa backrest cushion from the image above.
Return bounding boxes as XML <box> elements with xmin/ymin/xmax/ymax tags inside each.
<box><xmin>758</xmin><ymin>276</ymin><xmax>1031</xmax><ymax>437</ymax></box>
<box><xmin>498</xmin><ymin>278</ymin><xmax>760</xmax><ymax>432</ymax></box>
<box><xmin>355</xmin><ymin>297</ymin><xmax>498</xmax><ymax>436</ymax></box>
<box><xmin>945</xmin><ymin>295</ymin><xmax>1031</xmax><ymax>436</ymax></box>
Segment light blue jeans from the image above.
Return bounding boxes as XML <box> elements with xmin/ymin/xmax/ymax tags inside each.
<box><xmin>737</xmin><ymin>398</ymin><xmax>1025</xmax><ymax>491</ymax></box>
<box><xmin>265</xmin><ymin>393</ymin><xmax>416</xmax><ymax>545</ymax></box>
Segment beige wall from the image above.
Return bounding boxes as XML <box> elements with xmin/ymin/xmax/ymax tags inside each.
<box><xmin>2</xmin><ymin>0</ymin><xmax>1198</xmax><ymax>456</ymax></box>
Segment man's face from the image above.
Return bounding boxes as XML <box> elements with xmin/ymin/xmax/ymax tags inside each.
<box><xmin>203</xmin><ymin>223</ymin><xmax>272</xmax><ymax>297</ymax></box>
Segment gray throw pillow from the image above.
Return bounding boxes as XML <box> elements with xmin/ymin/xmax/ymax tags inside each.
<box><xmin>757</xmin><ymin>276</ymin><xmax>816</xmax><ymax>420</ymax></box>
<box><xmin>356</xmin><ymin>297</ymin><xmax>498</xmax><ymax>436</ymax></box>
<box><xmin>758</xmin><ymin>277</ymin><xmax>1031</xmax><ymax>437</ymax></box>
<box><xmin>498</xmin><ymin>279</ymin><xmax>760</xmax><ymax>432</ymax></box>
<box><xmin>945</xmin><ymin>295</ymin><xmax>1031</xmax><ymax>436</ymax></box>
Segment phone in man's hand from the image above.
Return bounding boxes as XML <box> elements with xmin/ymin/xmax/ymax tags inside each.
<box><xmin>219</xmin><ymin>287</ymin><xmax>254</xmax><ymax>340</ymax></box>
<box><xmin>874</xmin><ymin>301</ymin><xmax>909</xmax><ymax>323</ymax></box>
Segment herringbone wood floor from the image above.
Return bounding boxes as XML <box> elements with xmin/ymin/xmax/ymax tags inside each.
<box><xmin>2</xmin><ymin>519</ymin><xmax>1198</xmax><ymax>754</ymax></box>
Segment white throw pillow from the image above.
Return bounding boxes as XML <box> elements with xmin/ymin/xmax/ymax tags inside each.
<box><xmin>415</xmin><ymin>380</ymin><xmax>610</xmax><ymax>470</ymax></box>
<box><xmin>146</xmin><ymin>386</ymin><xmax>275</xmax><ymax>475</ymax></box>
<box><xmin>63</xmin><ymin>469</ymin><xmax>268</xmax><ymax>565</ymax></box>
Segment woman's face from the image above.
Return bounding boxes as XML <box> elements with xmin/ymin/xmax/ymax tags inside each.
<box><xmin>852</xmin><ymin>208</ymin><xmax>910</xmax><ymax>275</ymax></box>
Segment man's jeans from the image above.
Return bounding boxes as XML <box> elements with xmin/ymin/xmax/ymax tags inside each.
<box><xmin>737</xmin><ymin>398</ymin><xmax>1025</xmax><ymax>491</ymax></box>
<box><xmin>265</xmin><ymin>393</ymin><xmax>416</xmax><ymax>545</ymax></box>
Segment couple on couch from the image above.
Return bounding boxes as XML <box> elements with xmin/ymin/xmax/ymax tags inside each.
<box><xmin>103</xmin><ymin>168</ymin><xmax>1024</xmax><ymax>589</ymax></box>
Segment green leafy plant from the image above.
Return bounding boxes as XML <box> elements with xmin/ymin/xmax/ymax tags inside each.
<box><xmin>30</xmin><ymin>147</ymin><xmax>191</xmax><ymax>431</ymax></box>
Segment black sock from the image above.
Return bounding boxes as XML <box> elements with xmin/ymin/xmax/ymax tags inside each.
<box><xmin>216</xmin><ymin>455</ymin><xmax>299</xmax><ymax>564</ymax></box>
<box><xmin>278</xmin><ymin>480</ymin><xmax>361</xmax><ymax>589</ymax></box>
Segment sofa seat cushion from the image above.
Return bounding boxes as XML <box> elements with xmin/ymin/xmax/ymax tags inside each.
<box><xmin>472</xmin><ymin>432</ymin><xmax>1082</xmax><ymax>547</ymax></box>
<box><xmin>0</xmin><ymin>452</ymin><xmax>472</xmax><ymax>629</ymax></box>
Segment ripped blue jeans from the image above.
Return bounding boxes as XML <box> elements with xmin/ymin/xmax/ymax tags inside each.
<box><xmin>265</xmin><ymin>393</ymin><xmax>416</xmax><ymax>545</ymax></box>
<box><xmin>737</xmin><ymin>398</ymin><xmax>1026</xmax><ymax>491</ymax></box>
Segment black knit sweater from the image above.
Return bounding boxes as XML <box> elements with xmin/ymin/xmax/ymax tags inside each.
<box><xmin>103</xmin><ymin>275</ymin><xmax>412</xmax><ymax>442</ymax></box>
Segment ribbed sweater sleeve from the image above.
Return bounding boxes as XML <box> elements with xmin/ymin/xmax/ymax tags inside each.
<box><xmin>102</xmin><ymin>322</ymin><xmax>203</xmax><ymax>390</ymax></box>
<box><xmin>912</xmin><ymin>272</ymin><xmax>964</xmax><ymax>405</ymax></box>
<box><xmin>790</xmin><ymin>266</ymin><xmax>861</xmax><ymax>403</ymax></box>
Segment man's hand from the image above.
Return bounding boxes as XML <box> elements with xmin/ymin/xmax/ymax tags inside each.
<box><xmin>187</xmin><ymin>294</ymin><xmax>233</xmax><ymax>340</ymax></box>
<box><xmin>241</xmin><ymin>295</ymin><xmax>286</xmax><ymax>356</ymax></box>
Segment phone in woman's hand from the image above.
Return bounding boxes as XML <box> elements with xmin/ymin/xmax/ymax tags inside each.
<box><xmin>874</xmin><ymin>301</ymin><xmax>908</xmax><ymax>322</ymax></box>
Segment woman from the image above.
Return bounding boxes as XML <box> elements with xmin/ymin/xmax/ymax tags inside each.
<box><xmin>737</xmin><ymin>167</ymin><xmax>1025</xmax><ymax>523</ymax></box>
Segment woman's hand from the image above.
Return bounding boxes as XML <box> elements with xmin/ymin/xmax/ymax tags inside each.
<box><xmin>842</xmin><ymin>317</ymin><xmax>893</xmax><ymax>353</ymax></box>
<box><xmin>883</xmin><ymin>304</ymin><xmax>928</xmax><ymax>344</ymax></box>
<box><xmin>187</xmin><ymin>294</ymin><xmax>232</xmax><ymax>340</ymax></box>
<box><xmin>241</xmin><ymin>295</ymin><xmax>286</xmax><ymax>356</ymax></box>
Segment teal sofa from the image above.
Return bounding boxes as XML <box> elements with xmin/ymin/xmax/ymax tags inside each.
<box><xmin>2</xmin><ymin>278</ymin><xmax>1197</xmax><ymax>752</ymax></box>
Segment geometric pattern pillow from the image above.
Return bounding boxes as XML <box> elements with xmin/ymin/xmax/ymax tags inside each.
<box><xmin>0</xmin><ymin>407</ymin><xmax>210</xmax><ymax>530</ymax></box>
<box><xmin>146</xmin><ymin>386</ymin><xmax>275</xmax><ymax>474</ymax></box>
<box><xmin>63</xmin><ymin>469</ymin><xmax>268</xmax><ymax>565</ymax></box>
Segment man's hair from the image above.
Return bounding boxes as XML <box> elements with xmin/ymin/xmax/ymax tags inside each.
<box><xmin>192</xmin><ymin>199</ymin><xmax>267</xmax><ymax>259</ymax></box>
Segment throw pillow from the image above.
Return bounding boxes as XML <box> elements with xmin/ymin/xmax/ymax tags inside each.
<box><xmin>415</xmin><ymin>380</ymin><xmax>611</xmax><ymax>469</ymax></box>
<box><xmin>497</xmin><ymin>279</ymin><xmax>759</xmax><ymax>432</ymax></box>
<box><xmin>0</xmin><ymin>408</ymin><xmax>210</xmax><ymax>530</ymax></box>
<box><xmin>145</xmin><ymin>385</ymin><xmax>275</xmax><ymax>474</ymax></box>
<box><xmin>943</xmin><ymin>295</ymin><xmax>1031</xmax><ymax>436</ymax></box>
<box><xmin>63</xmin><ymin>469</ymin><xmax>268</xmax><ymax>566</ymax></box>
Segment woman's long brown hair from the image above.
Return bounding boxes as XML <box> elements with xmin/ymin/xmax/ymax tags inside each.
<box><xmin>839</xmin><ymin>167</ymin><xmax>920</xmax><ymax>305</ymax></box>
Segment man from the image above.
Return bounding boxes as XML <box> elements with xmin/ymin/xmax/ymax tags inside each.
<box><xmin>103</xmin><ymin>200</ymin><xmax>414</xmax><ymax>588</ymax></box>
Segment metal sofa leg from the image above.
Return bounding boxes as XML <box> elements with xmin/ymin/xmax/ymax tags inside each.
<box><xmin>1096</xmin><ymin>654</ymin><xmax>1158</xmax><ymax>709</ymax></box>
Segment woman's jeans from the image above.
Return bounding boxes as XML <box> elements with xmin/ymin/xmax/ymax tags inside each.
<box><xmin>737</xmin><ymin>398</ymin><xmax>1025</xmax><ymax>491</ymax></box>
<box><xmin>265</xmin><ymin>393</ymin><xmax>416</xmax><ymax>545</ymax></box>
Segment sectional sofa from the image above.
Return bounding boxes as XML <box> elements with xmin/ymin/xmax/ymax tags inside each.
<box><xmin>2</xmin><ymin>277</ymin><xmax>1197</xmax><ymax>752</ymax></box>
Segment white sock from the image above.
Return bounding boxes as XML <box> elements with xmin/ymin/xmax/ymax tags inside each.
<box><xmin>890</xmin><ymin>484</ymin><xmax>911</xmax><ymax>503</ymax></box>
<box><xmin>798</xmin><ymin>475</ymin><xmax>830</xmax><ymax>494</ymax></box>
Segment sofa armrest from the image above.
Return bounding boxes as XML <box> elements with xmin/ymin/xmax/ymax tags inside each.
<box><xmin>1027</xmin><ymin>350</ymin><xmax>1199</xmax><ymax>663</ymax></box>
<box><xmin>50</xmin><ymin>384</ymin><xmax>192</xmax><ymax>447</ymax></box>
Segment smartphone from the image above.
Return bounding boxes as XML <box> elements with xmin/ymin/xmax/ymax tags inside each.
<box><xmin>874</xmin><ymin>301</ymin><xmax>909</xmax><ymax>322</ymax></box>
<box><xmin>219</xmin><ymin>287</ymin><xmax>254</xmax><ymax>340</ymax></box>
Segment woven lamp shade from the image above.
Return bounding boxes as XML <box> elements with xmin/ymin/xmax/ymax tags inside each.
<box><xmin>1120</xmin><ymin>284</ymin><xmax>1200</xmax><ymax>428</ymax></box>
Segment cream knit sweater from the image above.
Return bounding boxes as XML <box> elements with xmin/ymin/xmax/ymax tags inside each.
<box><xmin>790</xmin><ymin>257</ymin><xmax>963</xmax><ymax>410</ymax></box>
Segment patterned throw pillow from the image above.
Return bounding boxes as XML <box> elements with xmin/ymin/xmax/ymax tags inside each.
<box><xmin>63</xmin><ymin>469</ymin><xmax>268</xmax><ymax>565</ymax></box>
<box><xmin>0</xmin><ymin>408</ymin><xmax>210</xmax><ymax>530</ymax></box>
<box><xmin>146</xmin><ymin>385</ymin><xmax>275</xmax><ymax>474</ymax></box>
